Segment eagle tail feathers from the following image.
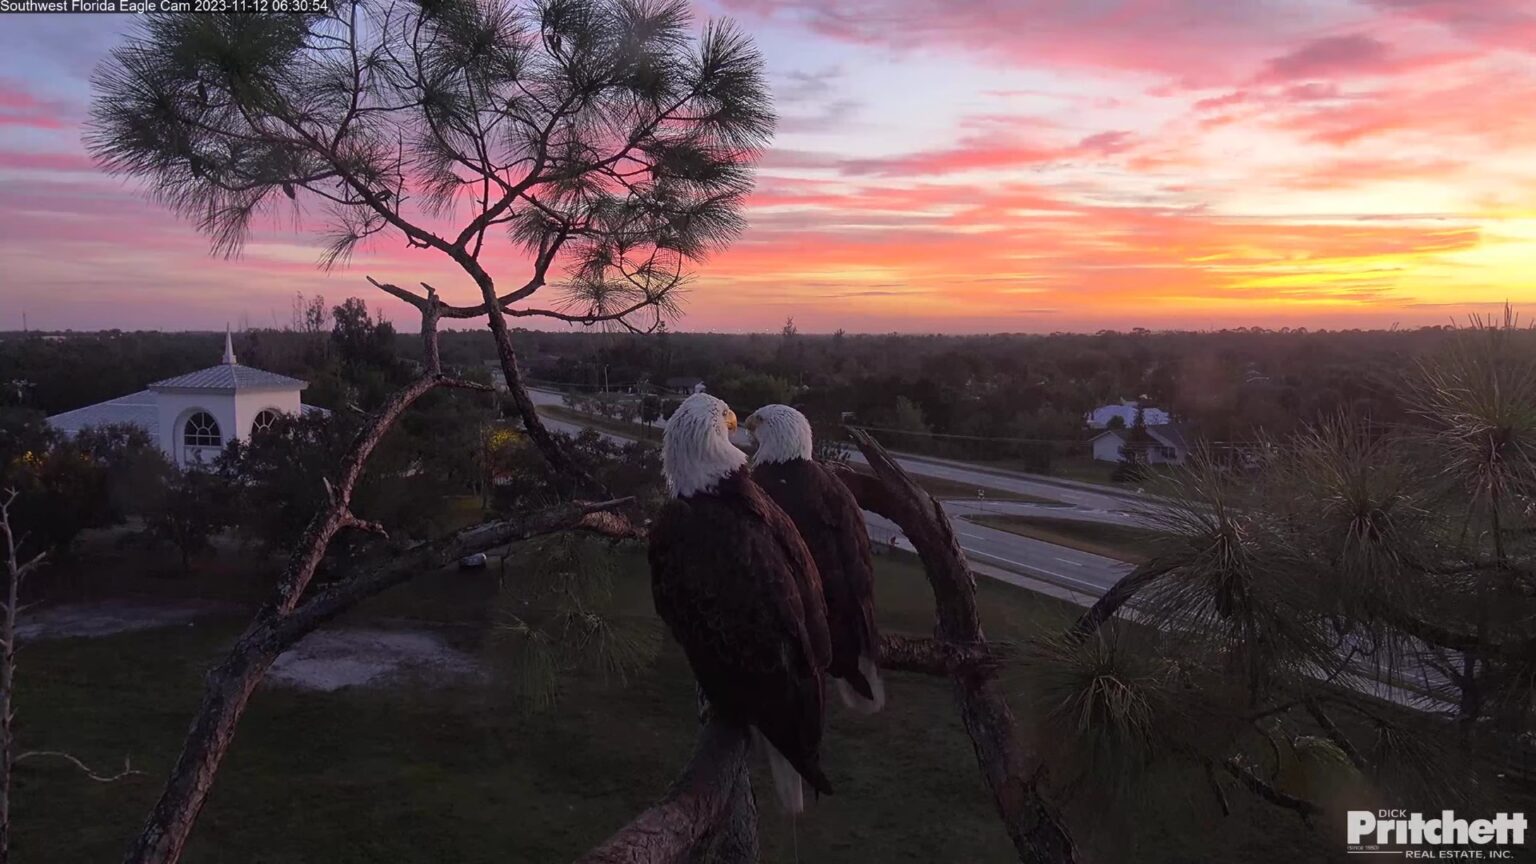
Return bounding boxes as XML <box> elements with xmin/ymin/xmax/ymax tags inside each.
<box><xmin>756</xmin><ymin>731</ymin><xmax>832</xmax><ymax>814</ymax></box>
<box><xmin>861</xmin><ymin>654</ymin><xmax>886</xmax><ymax>712</ymax></box>
<box><xmin>766</xmin><ymin>744</ymin><xmax>805</xmax><ymax>814</ymax></box>
<box><xmin>835</xmin><ymin>655</ymin><xmax>886</xmax><ymax>714</ymax></box>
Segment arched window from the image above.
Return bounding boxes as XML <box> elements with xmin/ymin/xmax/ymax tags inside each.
<box><xmin>251</xmin><ymin>409</ymin><xmax>280</xmax><ymax>435</ymax></box>
<box><xmin>184</xmin><ymin>412</ymin><xmax>222</xmax><ymax>447</ymax></box>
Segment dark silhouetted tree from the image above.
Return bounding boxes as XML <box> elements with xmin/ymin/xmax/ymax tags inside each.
<box><xmin>88</xmin><ymin>0</ymin><xmax>772</xmax><ymax>490</ymax></box>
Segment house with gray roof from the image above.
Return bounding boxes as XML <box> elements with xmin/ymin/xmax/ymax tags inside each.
<box><xmin>1090</xmin><ymin>422</ymin><xmax>1191</xmax><ymax>465</ymax></box>
<box><xmin>47</xmin><ymin>330</ymin><xmax>326</xmax><ymax>469</ymax></box>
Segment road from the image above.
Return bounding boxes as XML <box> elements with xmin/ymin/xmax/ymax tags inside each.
<box><xmin>524</xmin><ymin>387</ymin><xmax>1135</xmax><ymax>604</ymax></box>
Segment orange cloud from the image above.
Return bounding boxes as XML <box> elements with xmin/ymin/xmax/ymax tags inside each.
<box><xmin>4</xmin><ymin>2</ymin><xmax>1536</xmax><ymax>332</ymax></box>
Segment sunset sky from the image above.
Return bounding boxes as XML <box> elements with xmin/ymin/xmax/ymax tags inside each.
<box><xmin>2</xmin><ymin>0</ymin><xmax>1535</xmax><ymax>333</ymax></box>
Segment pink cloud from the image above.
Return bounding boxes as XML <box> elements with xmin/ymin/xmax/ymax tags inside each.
<box><xmin>0</xmin><ymin>79</ymin><xmax>73</xmax><ymax>130</ymax></box>
<box><xmin>1278</xmin><ymin>155</ymin><xmax>1470</xmax><ymax>190</ymax></box>
<box><xmin>1368</xmin><ymin>0</ymin><xmax>1536</xmax><ymax>53</ymax></box>
<box><xmin>1076</xmin><ymin>130</ymin><xmax>1136</xmax><ymax>156</ymax></box>
<box><xmin>833</xmin><ymin>125</ymin><xmax>1138</xmax><ymax>177</ymax></box>
<box><xmin>1257</xmin><ymin>33</ymin><xmax>1394</xmax><ymax>81</ymax></box>
<box><xmin>720</xmin><ymin>0</ymin><xmax>1337</xmax><ymax>87</ymax></box>
<box><xmin>838</xmin><ymin>139</ymin><xmax>1068</xmax><ymax>177</ymax></box>
<box><xmin>0</xmin><ymin>113</ymin><xmax>67</xmax><ymax>130</ymax></box>
<box><xmin>0</xmin><ymin>151</ymin><xmax>94</xmax><ymax>172</ymax></box>
<box><xmin>1283</xmin><ymin>69</ymin><xmax>1536</xmax><ymax>147</ymax></box>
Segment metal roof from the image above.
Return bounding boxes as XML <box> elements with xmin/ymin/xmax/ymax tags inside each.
<box><xmin>46</xmin><ymin>390</ymin><xmax>159</xmax><ymax>439</ymax></box>
<box><xmin>1148</xmin><ymin>422</ymin><xmax>1190</xmax><ymax>452</ymax></box>
<box><xmin>148</xmin><ymin>363</ymin><xmax>307</xmax><ymax>391</ymax></box>
<box><xmin>1091</xmin><ymin>423</ymin><xmax>1191</xmax><ymax>452</ymax></box>
<box><xmin>46</xmin><ymin>391</ymin><xmax>329</xmax><ymax>439</ymax></box>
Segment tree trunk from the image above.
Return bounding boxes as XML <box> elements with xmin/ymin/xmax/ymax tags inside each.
<box><xmin>121</xmin><ymin>643</ymin><xmax>272</xmax><ymax>864</ymax></box>
<box><xmin>469</xmin><ymin>269</ymin><xmax>596</xmax><ymax>493</ymax></box>
<box><xmin>684</xmin><ymin>761</ymin><xmax>757</xmax><ymax>864</ymax></box>
<box><xmin>0</xmin><ymin>542</ymin><xmax>16</xmax><ymax>864</ymax></box>
<box><xmin>577</xmin><ymin>719</ymin><xmax>752</xmax><ymax>864</ymax></box>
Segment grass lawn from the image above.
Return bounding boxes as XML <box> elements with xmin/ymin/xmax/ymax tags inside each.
<box><xmin>970</xmin><ymin>514</ymin><xmax>1178</xmax><ymax>564</ymax></box>
<box><xmin>19</xmin><ymin>540</ymin><xmax>1355</xmax><ymax>863</ymax></box>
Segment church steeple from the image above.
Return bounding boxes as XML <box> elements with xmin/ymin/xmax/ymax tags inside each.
<box><xmin>222</xmin><ymin>326</ymin><xmax>237</xmax><ymax>365</ymax></box>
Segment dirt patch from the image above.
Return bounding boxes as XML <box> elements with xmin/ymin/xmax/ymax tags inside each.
<box><xmin>267</xmin><ymin>628</ymin><xmax>482</xmax><ymax>692</ymax></box>
<box><xmin>17</xmin><ymin>599</ymin><xmax>234</xmax><ymax>641</ymax></box>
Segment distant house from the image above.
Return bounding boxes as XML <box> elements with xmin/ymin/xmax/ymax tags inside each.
<box><xmin>46</xmin><ymin>331</ymin><xmax>328</xmax><ymax>469</ymax></box>
<box><xmin>663</xmin><ymin>376</ymin><xmax>707</xmax><ymax>395</ymax></box>
<box><xmin>482</xmin><ymin>361</ymin><xmax>509</xmax><ymax>392</ymax></box>
<box><xmin>1090</xmin><ymin>422</ymin><xmax>1190</xmax><ymax>465</ymax></box>
<box><xmin>1085</xmin><ymin>400</ymin><xmax>1171</xmax><ymax>429</ymax></box>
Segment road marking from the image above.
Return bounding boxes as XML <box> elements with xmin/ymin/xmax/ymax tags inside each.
<box><xmin>1054</xmin><ymin>557</ymin><xmax>1083</xmax><ymax>567</ymax></box>
<box><xmin>958</xmin><ymin>548</ymin><xmax>1110</xmax><ymax>592</ymax></box>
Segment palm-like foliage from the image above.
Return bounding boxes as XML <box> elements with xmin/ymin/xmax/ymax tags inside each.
<box><xmin>1051</xmin><ymin>314</ymin><xmax>1536</xmax><ymax>824</ymax></box>
<box><xmin>87</xmin><ymin>0</ymin><xmax>772</xmax><ymax>334</ymax></box>
<box><xmin>1019</xmin><ymin>629</ymin><xmax>1189</xmax><ymax>798</ymax></box>
<box><xmin>486</xmin><ymin>534</ymin><xmax>659</xmax><ymax>710</ymax></box>
<box><xmin>1135</xmin><ymin>451</ymin><xmax>1335</xmax><ymax>703</ymax></box>
<box><xmin>1415</xmin><ymin>308</ymin><xmax>1536</xmax><ymax>538</ymax></box>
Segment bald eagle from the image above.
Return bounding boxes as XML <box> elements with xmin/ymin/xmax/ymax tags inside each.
<box><xmin>745</xmin><ymin>405</ymin><xmax>884</xmax><ymax>714</ymax></box>
<box><xmin>649</xmin><ymin>393</ymin><xmax>834</xmax><ymax>813</ymax></box>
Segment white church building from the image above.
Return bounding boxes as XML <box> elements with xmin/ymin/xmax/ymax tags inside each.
<box><xmin>47</xmin><ymin>332</ymin><xmax>323</xmax><ymax>469</ymax></box>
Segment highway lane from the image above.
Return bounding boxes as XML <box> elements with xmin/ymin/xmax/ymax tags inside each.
<box><xmin>862</xmin><ymin>509</ymin><xmax>1129</xmax><ymax>600</ymax></box>
<box><xmin>840</xmin><ymin>449</ymin><xmax>1152</xmax><ymax>515</ymax></box>
<box><xmin>941</xmin><ymin>497</ymin><xmax>1156</xmax><ymax>528</ymax></box>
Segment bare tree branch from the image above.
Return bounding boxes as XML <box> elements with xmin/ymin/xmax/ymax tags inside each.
<box><xmin>1303</xmin><ymin>699</ymin><xmax>1368</xmax><ymax>773</ymax></box>
<box><xmin>0</xmin><ymin>490</ymin><xmax>31</xmax><ymax>864</ymax></box>
<box><xmin>1066</xmin><ymin>560</ymin><xmax>1171</xmax><ymax>641</ymax></box>
<box><xmin>831</xmin><ymin>433</ymin><xmax>1079</xmax><ymax>864</ymax></box>
<box><xmin>263</xmin><ymin>370</ymin><xmax>489</xmax><ymax>618</ymax></box>
<box><xmin>879</xmin><ymin>634</ymin><xmax>1004</xmax><ymax>677</ymax></box>
<box><xmin>1221</xmin><ymin>758</ymin><xmax>1320</xmax><ymax>820</ymax></box>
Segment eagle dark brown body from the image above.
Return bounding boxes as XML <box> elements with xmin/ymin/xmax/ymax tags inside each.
<box><xmin>648</xmin><ymin>467</ymin><xmax>834</xmax><ymax>804</ymax></box>
<box><xmin>752</xmin><ymin>457</ymin><xmax>883</xmax><ymax>711</ymax></box>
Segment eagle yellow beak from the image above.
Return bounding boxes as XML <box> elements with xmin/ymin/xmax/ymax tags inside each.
<box><xmin>724</xmin><ymin>409</ymin><xmax>738</xmax><ymax>431</ymax></box>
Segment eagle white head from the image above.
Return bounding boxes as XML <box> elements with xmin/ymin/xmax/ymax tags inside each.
<box><xmin>744</xmin><ymin>404</ymin><xmax>813</xmax><ymax>466</ymax></box>
<box><xmin>662</xmin><ymin>392</ymin><xmax>747</xmax><ymax>498</ymax></box>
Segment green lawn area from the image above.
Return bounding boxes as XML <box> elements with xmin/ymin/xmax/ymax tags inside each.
<box><xmin>1039</xmin><ymin>456</ymin><xmax>1121</xmax><ymax>486</ymax></box>
<box><xmin>1038</xmin><ymin>456</ymin><xmax>1179</xmax><ymax>489</ymax></box>
<box><xmin>18</xmin><ymin>540</ymin><xmax>1352</xmax><ymax>863</ymax></box>
<box><xmin>970</xmin><ymin>514</ymin><xmax>1178</xmax><ymax>564</ymax></box>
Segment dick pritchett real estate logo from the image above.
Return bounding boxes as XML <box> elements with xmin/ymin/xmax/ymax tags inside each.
<box><xmin>1347</xmin><ymin>809</ymin><xmax>1528</xmax><ymax>859</ymax></box>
